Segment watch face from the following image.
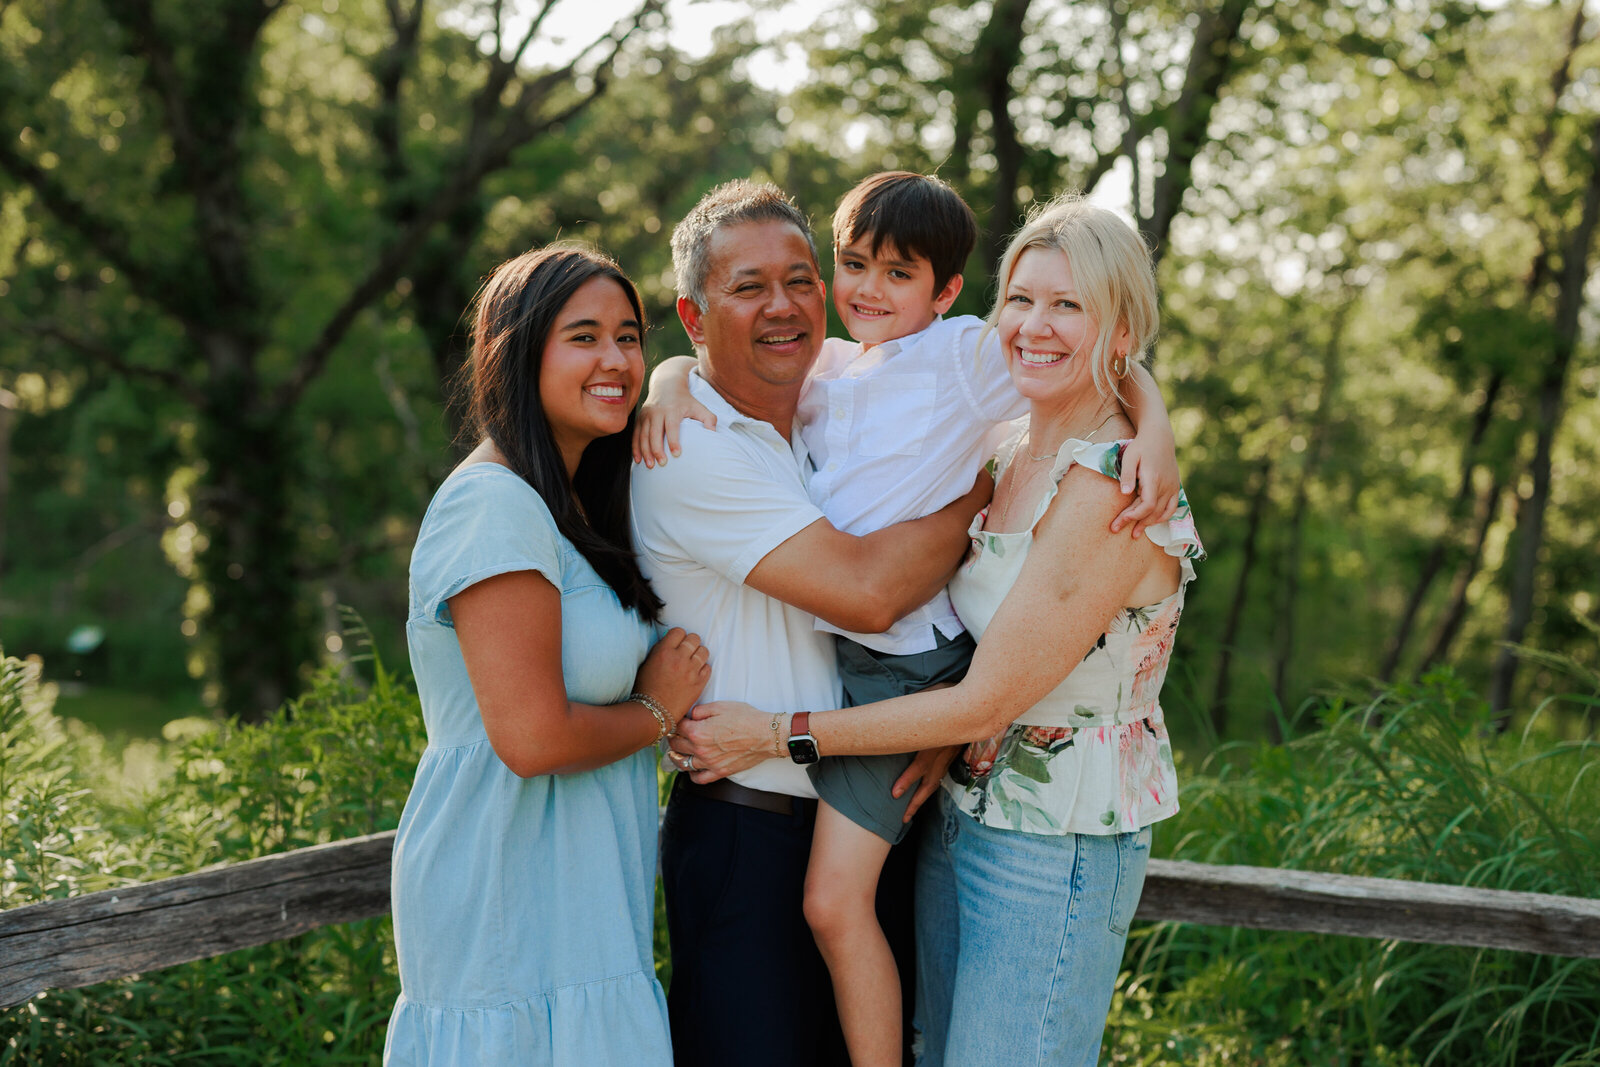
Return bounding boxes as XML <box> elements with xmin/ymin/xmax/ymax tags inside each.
<box><xmin>787</xmin><ymin>736</ymin><xmax>820</xmax><ymax>765</ymax></box>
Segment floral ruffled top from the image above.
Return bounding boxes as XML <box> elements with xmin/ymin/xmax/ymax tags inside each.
<box><xmin>944</xmin><ymin>431</ymin><xmax>1205</xmax><ymax>837</ymax></box>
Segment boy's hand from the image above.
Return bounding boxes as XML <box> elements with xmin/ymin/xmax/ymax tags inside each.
<box><xmin>1112</xmin><ymin>426</ymin><xmax>1180</xmax><ymax>539</ymax></box>
<box><xmin>892</xmin><ymin>744</ymin><xmax>962</xmax><ymax>822</ymax></box>
<box><xmin>632</xmin><ymin>356</ymin><xmax>716</xmax><ymax>468</ymax></box>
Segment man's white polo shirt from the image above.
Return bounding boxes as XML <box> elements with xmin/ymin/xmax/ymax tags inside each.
<box><xmin>630</xmin><ymin>370</ymin><xmax>841</xmax><ymax>798</ymax></box>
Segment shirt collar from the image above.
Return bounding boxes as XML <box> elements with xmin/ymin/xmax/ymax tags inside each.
<box><xmin>860</xmin><ymin>314</ymin><xmax>947</xmax><ymax>360</ymax></box>
<box><xmin>688</xmin><ymin>368</ymin><xmax>806</xmax><ymax>449</ymax></box>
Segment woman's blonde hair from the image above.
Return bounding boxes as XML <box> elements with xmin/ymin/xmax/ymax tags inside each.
<box><xmin>986</xmin><ymin>193</ymin><xmax>1159</xmax><ymax>404</ymax></box>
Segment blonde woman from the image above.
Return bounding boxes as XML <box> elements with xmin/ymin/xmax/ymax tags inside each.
<box><xmin>672</xmin><ymin>195</ymin><xmax>1204</xmax><ymax>1065</ymax></box>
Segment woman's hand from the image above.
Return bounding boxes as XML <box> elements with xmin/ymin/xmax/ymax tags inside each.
<box><xmin>670</xmin><ymin>700</ymin><xmax>775</xmax><ymax>782</ymax></box>
<box><xmin>634</xmin><ymin>628</ymin><xmax>711</xmax><ymax>730</ymax></box>
<box><xmin>1112</xmin><ymin>427</ymin><xmax>1180</xmax><ymax>539</ymax></box>
<box><xmin>892</xmin><ymin>744</ymin><xmax>961</xmax><ymax>822</ymax></box>
<box><xmin>632</xmin><ymin>356</ymin><xmax>717</xmax><ymax>467</ymax></box>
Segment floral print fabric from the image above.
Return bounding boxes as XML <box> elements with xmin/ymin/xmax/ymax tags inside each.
<box><xmin>944</xmin><ymin>432</ymin><xmax>1205</xmax><ymax>836</ymax></box>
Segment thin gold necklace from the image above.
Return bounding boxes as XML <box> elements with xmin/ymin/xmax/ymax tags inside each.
<box><xmin>998</xmin><ymin>411</ymin><xmax>1119</xmax><ymax>528</ymax></box>
<box><xmin>1021</xmin><ymin>410</ymin><xmax>1119</xmax><ymax>462</ymax></box>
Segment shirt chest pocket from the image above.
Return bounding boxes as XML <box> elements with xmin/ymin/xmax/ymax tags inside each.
<box><xmin>857</xmin><ymin>372</ymin><xmax>939</xmax><ymax>458</ymax></box>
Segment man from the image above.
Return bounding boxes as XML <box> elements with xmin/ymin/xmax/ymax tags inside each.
<box><xmin>630</xmin><ymin>180</ymin><xmax>985</xmax><ymax>1066</ymax></box>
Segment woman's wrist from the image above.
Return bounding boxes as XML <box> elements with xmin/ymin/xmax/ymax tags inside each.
<box><xmin>629</xmin><ymin>692</ymin><xmax>676</xmax><ymax>743</ymax></box>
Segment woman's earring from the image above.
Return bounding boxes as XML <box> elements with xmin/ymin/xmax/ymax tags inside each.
<box><xmin>1111</xmin><ymin>352</ymin><xmax>1128</xmax><ymax>378</ymax></box>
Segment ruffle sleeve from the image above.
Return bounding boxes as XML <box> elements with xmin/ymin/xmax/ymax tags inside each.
<box><xmin>1047</xmin><ymin>438</ymin><xmax>1206</xmax><ymax>582</ymax></box>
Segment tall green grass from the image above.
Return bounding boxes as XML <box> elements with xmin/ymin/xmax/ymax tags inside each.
<box><xmin>1105</xmin><ymin>670</ymin><xmax>1600</xmax><ymax>1066</ymax></box>
<box><xmin>3</xmin><ymin>648</ymin><xmax>1596</xmax><ymax>1064</ymax></box>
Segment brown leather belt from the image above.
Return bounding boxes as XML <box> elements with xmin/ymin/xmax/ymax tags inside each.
<box><xmin>678</xmin><ymin>776</ymin><xmax>815</xmax><ymax>818</ymax></box>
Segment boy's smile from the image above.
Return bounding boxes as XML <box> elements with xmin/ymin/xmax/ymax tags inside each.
<box><xmin>832</xmin><ymin>239</ymin><xmax>963</xmax><ymax>347</ymax></box>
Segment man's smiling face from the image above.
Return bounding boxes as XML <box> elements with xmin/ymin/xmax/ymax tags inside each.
<box><xmin>680</xmin><ymin>219</ymin><xmax>827</xmax><ymax>413</ymax></box>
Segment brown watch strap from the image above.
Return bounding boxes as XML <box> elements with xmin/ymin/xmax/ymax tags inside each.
<box><xmin>792</xmin><ymin>711</ymin><xmax>810</xmax><ymax>737</ymax></box>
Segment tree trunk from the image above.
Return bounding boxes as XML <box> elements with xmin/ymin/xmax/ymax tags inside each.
<box><xmin>411</xmin><ymin>213</ymin><xmax>483</xmax><ymax>429</ymax></box>
<box><xmin>1210</xmin><ymin>457</ymin><xmax>1271</xmax><ymax>739</ymax></box>
<box><xmin>193</xmin><ymin>366</ymin><xmax>304</xmax><ymax>720</ymax></box>
<box><xmin>1271</xmin><ymin>304</ymin><xmax>1349</xmax><ymax>733</ymax></box>
<box><xmin>974</xmin><ymin>0</ymin><xmax>1033</xmax><ymax>266</ymax></box>
<box><xmin>1418</xmin><ymin>472</ymin><xmax>1507</xmax><ymax>673</ymax></box>
<box><xmin>0</xmin><ymin>388</ymin><xmax>14</xmax><ymax>600</ymax></box>
<box><xmin>5</xmin><ymin>0</ymin><xmax>655</xmax><ymax>720</ymax></box>
<box><xmin>1488</xmin><ymin>115</ymin><xmax>1600</xmax><ymax>717</ymax></box>
<box><xmin>1379</xmin><ymin>370</ymin><xmax>1504</xmax><ymax>680</ymax></box>
<box><xmin>1146</xmin><ymin>0</ymin><xmax>1251</xmax><ymax>260</ymax></box>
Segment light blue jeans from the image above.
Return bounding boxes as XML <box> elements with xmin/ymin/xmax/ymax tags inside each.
<box><xmin>913</xmin><ymin>791</ymin><xmax>1152</xmax><ymax>1067</ymax></box>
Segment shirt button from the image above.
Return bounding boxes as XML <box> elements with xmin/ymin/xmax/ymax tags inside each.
<box><xmin>834</xmin><ymin>407</ymin><xmax>846</xmax><ymax>418</ymax></box>
<box><xmin>827</xmin><ymin>462</ymin><xmax>840</xmax><ymax>472</ymax></box>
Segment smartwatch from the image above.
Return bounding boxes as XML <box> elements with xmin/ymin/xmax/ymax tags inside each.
<box><xmin>787</xmin><ymin>712</ymin><xmax>819</xmax><ymax>765</ymax></box>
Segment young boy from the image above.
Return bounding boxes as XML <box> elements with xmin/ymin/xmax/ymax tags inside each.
<box><xmin>636</xmin><ymin>172</ymin><xmax>1178</xmax><ymax>1066</ymax></box>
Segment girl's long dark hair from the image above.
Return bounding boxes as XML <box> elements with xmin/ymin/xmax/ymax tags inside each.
<box><xmin>459</xmin><ymin>244</ymin><xmax>663</xmax><ymax>624</ymax></box>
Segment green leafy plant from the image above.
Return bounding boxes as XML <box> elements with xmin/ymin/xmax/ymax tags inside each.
<box><xmin>1106</xmin><ymin>669</ymin><xmax>1600</xmax><ymax>1066</ymax></box>
<box><xmin>6</xmin><ymin>648</ymin><xmax>1597</xmax><ymax>1065</ymax></box>
<box><xmin>1</xmin><ymin>637</ymin><xmax>424</xmax><ymax>1066</ymax></box>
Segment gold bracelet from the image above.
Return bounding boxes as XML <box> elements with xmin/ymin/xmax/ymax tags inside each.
<box><xmin>630</xmin><ymin>692</ymin><xmax>674</xmax><ymax>743</ymax></box>
<box><xmin>770</xmin><ymin>712</ymin><xmax>784</xmax><ymax>758</ymax></box>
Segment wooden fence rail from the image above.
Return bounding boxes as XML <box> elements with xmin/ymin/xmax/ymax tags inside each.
<box><xmin>3</xmin><ymin>831</ymin><xmax>1599</xmax><ymax>1009</ymax></box>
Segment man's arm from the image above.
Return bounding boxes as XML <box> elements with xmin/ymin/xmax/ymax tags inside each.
<box><xmin>744</xmin><ymin>471</ymin><xmax>991</xmax><ymax>634</ymax></box>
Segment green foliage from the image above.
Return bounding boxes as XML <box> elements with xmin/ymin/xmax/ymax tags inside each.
<box><xmin>1106</xmin><ymin>670</ymin><xmax>1600</xmax><ymax>1065</ymax></box>
<box><xmin>6</xmin><ymin>0</ymin><xmax>1599</xmax><ymax>730</ymax></box>
<box><xmin>7</xmin><ymin>646</ymin><xmax>1598</xmax><ymax>1063</ymax></box>
<box><xmin>0</xmin><ymin>640</ymin><xmax>425</xmax><ymax>1065</ymax></box>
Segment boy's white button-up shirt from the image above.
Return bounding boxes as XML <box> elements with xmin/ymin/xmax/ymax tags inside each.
<box><xmin>797</xmin><ymin>314</ymin><xmax>1025</xmax><ymax>656</ymax></box>
<box><xmin>631</xmin><ymin>372</ymin><xmax>842</xmax><ymax>798</ymax></box>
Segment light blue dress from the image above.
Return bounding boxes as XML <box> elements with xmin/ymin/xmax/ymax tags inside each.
<box><xmin>383</xmin><ymin>463</ymin><xmax>670</xmax><ymax>1066</ymax></box>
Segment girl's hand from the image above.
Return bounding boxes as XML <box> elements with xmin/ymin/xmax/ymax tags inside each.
<box><xmin>632</xmin><ymin>356</ymin><xmax>716</xmax><ymax>467</ymax></box>
<box><xmin>670</xmin><ymin>700</ymin><xmax>773</xmax><ymax>782</ymax></box>
<box><xmin>633</xmin><ymin>628</ymin><xmax>711</xmax><ymax>730</ymax></box>
<box><xmin>1112</xmin><ymin>428</ymin><xmax>1180</xmax><ymax>539</ymax></box>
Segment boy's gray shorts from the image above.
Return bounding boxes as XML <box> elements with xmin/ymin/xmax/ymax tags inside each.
<box><xmin>808</xmin><ymin>629</ymin><xmax>977</xmax><ymax>845</ymax></box>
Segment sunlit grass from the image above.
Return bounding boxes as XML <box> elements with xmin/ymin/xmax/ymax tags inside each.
<box><xmin>51</xmin><ymin>684</ymin><xmax>205</xmax><ymax>742</ymax></box>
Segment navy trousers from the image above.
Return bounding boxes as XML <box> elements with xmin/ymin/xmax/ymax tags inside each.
<box><xmin>661</xmin><ymin>776</ymin><xmax>918</xmax><ymax>1067</ymax></box>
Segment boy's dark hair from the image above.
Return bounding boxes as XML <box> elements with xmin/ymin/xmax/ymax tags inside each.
<box><xmin>458</xmin><ymin>243</ymin><xmax>663</xmax><ymax>623</ymax></box>
<box><xmin>831</xmin><ymin>172</ymin><xmax>979</xmax><ymax>294</ymax></box>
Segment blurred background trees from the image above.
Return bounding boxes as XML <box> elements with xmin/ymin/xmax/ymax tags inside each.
<box><xmin>2</xmin><ymin>0</ymin><xmax>1597</xmax><ymax>734</ymax></box>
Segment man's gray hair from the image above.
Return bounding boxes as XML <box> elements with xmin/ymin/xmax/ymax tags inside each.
<box><xmin>670</xmin><ymin>180</ymin><xmax>818</xmax><ymax>309</ymax></box>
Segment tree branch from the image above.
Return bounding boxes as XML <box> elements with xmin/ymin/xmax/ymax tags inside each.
<box><xmin>1534</xmin><ymin>4</ymin><xmax>1586</xmax><ymax>161</ymax></box>
<box><xmin>273</xmin><ymin>0</ymin><xmax>661</xmax><ymax>412</ymax></box>
<box><xmin>0</xmin><ymin>140</ymin><xmax>197</xmax><ymax>331</ymax></box>
<box><xmin>508</xmin><ymin>0</ymin><xmax>562</xmax><ymax>70</ymax></box>
<box><xmin>373</xmin><ymin>0</ymin><xmax>427</xmax><ymax>190</ymax></box>
<box><xmin>1108</xmin><ymin>0</ymin><xmax>1144</xmax><ymax>228</ymax></box>
<box><xmin>16</xmin><ymin>322</ymin><xmax>203</xmax><ymax>405</ymax></box>
<box><xmin>1146</xmin><ymin>0</ymin><xmax>1251</xmax><ymax>259</ymax></box>
<box><xmin>102</xmin><ymin>0</ymin><xmax>204</xmax><ymax>182</ymax></box>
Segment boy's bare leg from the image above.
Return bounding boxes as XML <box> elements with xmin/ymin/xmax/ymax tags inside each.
<box><xmin>805</xmin><ymin>800</ymin><xmax>900</xmax><ymax>1067</ymax></box>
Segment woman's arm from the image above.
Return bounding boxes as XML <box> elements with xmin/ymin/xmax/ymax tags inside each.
<box><xmin>674</xmin><ymin>466</ymin><xmax>1173</xmax><ymax>777</ymax></box>
<box><xmin>453</xmin><ymin>570</ymin><xmax>710</xmax><ymax>777</ymax></box>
